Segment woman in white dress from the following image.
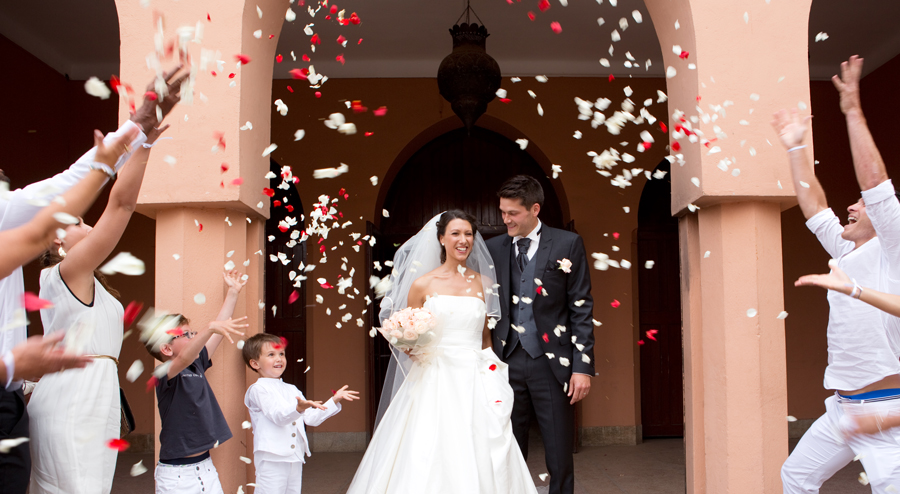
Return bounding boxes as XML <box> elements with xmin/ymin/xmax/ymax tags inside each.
<box><xmin>27</xmin><ymin>72</ymin><xmax>184</xmax><ymax>494</ymax></box>
<box><xmin>346</xmin><ymin>211</ymin><xmax>538</xmax><ymax>494</ymax></box>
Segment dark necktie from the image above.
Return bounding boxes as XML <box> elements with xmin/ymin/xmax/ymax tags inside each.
<box><xmin>516</xmin><ymin>237</ymin><xmax>532</xmax><ymax>272</ymax></box>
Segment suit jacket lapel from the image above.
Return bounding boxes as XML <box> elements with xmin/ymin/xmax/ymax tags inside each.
<box><xmin>533</xmin><ymin>227</ymin><xmax>554</xmax><ymax>285</ymax></box>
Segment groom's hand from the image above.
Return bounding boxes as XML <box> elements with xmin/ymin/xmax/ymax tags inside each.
<box><xmin>568</xmin><ymin>374</ymin><xmax>591</xmax><ymax>404</ymax></box>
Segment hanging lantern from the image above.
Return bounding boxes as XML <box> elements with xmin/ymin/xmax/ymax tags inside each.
<box><xmin>437</xmin><ymin>5</ymin><xmax>501</xmax><ymax>133</ymax></box>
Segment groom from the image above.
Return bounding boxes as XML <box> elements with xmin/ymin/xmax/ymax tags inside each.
<box><xmin>487</xmin><ymin>175</ymin><xmax>595</xmax><ymax>494</ymax></box>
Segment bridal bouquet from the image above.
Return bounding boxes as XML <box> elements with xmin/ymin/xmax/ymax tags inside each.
<box><xmin>378</xmin><ymin>307</ymin><xmax>439</xmax><ymax>355</ymax></box>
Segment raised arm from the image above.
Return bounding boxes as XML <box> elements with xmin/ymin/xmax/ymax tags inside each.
<box><xmin>0</xmin><ymin>130</ymin><xmax>136</xmax><ymax>279</ymax></box>
<box><xmin>166</xmin><ymin>316</ymin><xmax>248</xmax><ymax>380</ymax></box>
<box><xmin>205</xmin><ymin>270</ymin><xmax>247</xmax><ymax>356</ymax></box>
<box><xmin>771</xmin><ymin>109</ymin><xmax>828</xmax><ymax>220</ymax></box>
<box><xmin>58</xmin><ymin>126</ymin><xmax>167</xmax><ymax>301</ymax></box>
<box><xmin>833</xmin><ymin>56</ymin><xmax>889</xmax><ymax>191</ymax></box>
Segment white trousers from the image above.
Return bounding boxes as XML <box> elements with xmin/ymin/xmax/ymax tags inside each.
<box><xmin>782</xmin><ymin>393</ymin><xmax>900</xmax><ymax>493</ymax></box>
<box><xmin>254</xmin><ymin>460</ymin><xmax>303</xmax><ymax>494</ymax></box>
<box><xmin>155</xmin><ymin>457</ymin><xmax>225</xmax><ymax>494</ymax></box>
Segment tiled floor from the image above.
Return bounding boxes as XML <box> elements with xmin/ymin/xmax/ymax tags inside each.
<box><xmin>113</xmin><ymin>438</ymin><xmax>870</xmax><ymax>493</ymax></box>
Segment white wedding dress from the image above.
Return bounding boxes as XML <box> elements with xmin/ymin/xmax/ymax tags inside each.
<box><xmin>346</xmin><ymin>295</ymin><xmax>538</xmax><ymax>494</ymax></box>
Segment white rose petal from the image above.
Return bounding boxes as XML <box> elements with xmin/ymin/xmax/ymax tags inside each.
<box><xmin>294</xmin><ymin>129</ymin><xmax>305</xmax><ymax>141</ymax></box>
<box><xmin>666</xmin><ymin>66</ymin><xmax>677</xmax><ymax>78</ymax></box>
<box><xmin>126</xmin><ymin>360</ymin><xmax>144</xmax><ymax>382</ymax></box>
<box><xmin>787</xmin><ymin>415</ymin><xmax>798</xmax><ymax>422</ymax></box>
<box><xmin>262</xmin><ymin>143</ymin><xmax>278</xmax><ymax>157</ymax></box>
<box><xmin>194</xmin><ymin>293</ymin><xmax>207</xmax><ymax>305</ymax></box>
<box><xmin>632</xmin><ymin>10</ymin><xmax>643</xmax><ymax>23</ymax></box>
<box><xmin>516</xmin><ymin>139</ymin><xmax>529</xmax><ymax>150</ymax></box>
<box><xmin>746</xmin><ymin>308</ymin><xmax>758</xmax><ymax>318</ymax></box>
<box><xmin>313</xmin><ymin>163</ymin><xmax>349</xmax><ymax>179</ymax></box>
<box><xmin>130</xmin><ymin>460</ymin><xmax>148</xmax><ymax>477</ymax></box>
<box><xmin>84</xmin><ymin>77</ymin><xmax>111</xmax><ymax>99</ymax></box>
<box><xmin>242</xmin><ymin>421</ymin><xmax>252</xmax><ymax>429</ymax></box>
<box><xmin>224</xmin><ymin>260</ymin><xmax>236</xmax><ymax>271</ymax></box>
<box><xmin>99</xmin><ymin>252</ymin><xmax>146</xmax><ymax>276</ymax></box>
<box><xmin>777</xmin><ymin>311</ymin><xmax>789</xmax><ymax>320</ymax></box>
<box><xmin>237</xmin><ymin>340</ymin><xmax>245</xmax><ymax>350</ymax></box>
<box><xmin>239</xmin><ymin>456</ymin><xmax>252</xmax><ymax>464</ymax></box>
<box><xmin>644</xmin><ymin>260</ymin><xmax>655</xmax><ymax>269</ymax></box>
<box><xmin>53</xmin><ymin>212</ymin><xmax>80</xmax><ymax>225</ymax></box>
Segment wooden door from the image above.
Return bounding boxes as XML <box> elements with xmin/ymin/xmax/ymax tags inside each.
<box><xmin>265</xmin><ymin>160</ymin><xmax>307</xmax><ymax>393</ymax></box>
<box><xmin>637</xmin><ymin>160</ymin><xmax>683</xmax><ymax>437</ymax></box>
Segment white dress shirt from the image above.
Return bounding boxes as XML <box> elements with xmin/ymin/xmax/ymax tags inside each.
<box><xmin>861</xmin><ymin>179</ymin><xmax>900</xmax><ymax>353</ymax></box>
<box><xmin>0</xmin><ymin>121</ymin><xmax>145</xmax><ymax>389</ymax></box>
<box><xmin>512</xmin><ymin>219</ymin><xmax>542</xmax><ymax>261</ymax></box>
<box><xmin>806</xmin><ymin>207</ymin><xmax>900</xmax><ymax>391</ymax></box>
<box><xmin>244</xmin><ymin>377</ymin><xmax>341</xmax><ymax>463</ymax></box>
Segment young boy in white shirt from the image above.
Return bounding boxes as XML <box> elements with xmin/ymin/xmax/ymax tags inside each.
<box><xmin>242</xmin><ymin>333</ymin><xmax>359</xmax><ymax>494</ymax></box>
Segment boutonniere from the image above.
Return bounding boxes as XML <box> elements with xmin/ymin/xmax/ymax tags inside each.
<box><xmin>557</xmin><ymin>258</ymin><xmax>572</xmax><ymax>273</ymax></box>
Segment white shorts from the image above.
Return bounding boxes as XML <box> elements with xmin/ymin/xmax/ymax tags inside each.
<box><xmin>782</xmin><ymin>393</ymin><xmax>900</xmax><ymax>493</ymax></box>
<box><xmin>254</xmin><ymin>459</ymin><xmax>304</xmax><ymax>494</ymax></box>
<box><xmin>155</xmin><ymin>457</ymin><xmax>224</xmax><ymax>494</ymax></box>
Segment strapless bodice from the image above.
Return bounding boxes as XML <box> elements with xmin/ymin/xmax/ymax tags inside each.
<box><xmin>423</xmin><ymin>295</ymin><xmax>486</xmax><ymax>351</ymax></box>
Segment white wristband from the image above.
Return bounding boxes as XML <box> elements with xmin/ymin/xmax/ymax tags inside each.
<box><xmin>2</xmin><ymin>351</ymin><xmax>14</xmax><ymax>390</ymax></box>
<box><xmin>787</xmin><ymin>145</ymin><xmax>807</xmax><ymax>153</ymax></box>
<box><xmin>89</xmin><ymin>161</ymin><xmax>116</xmax><ymax>178</ymax></box>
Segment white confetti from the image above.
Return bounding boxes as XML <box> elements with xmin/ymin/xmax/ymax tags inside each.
<box><xmin>666</xmin><ymin>66</ymin><xmax>677</xmax><ymax>78</ymax></box>
<box><xmin>539</xmin><ymin>473</ymin><xmax>549</xmax><ymax>482</ymax></box>
<box><xmin>787</xmin><ymin>415</ymin><xmax>797</xmax><ymax>422</ymax></box>
<box><xmin>237</xmin><ymin>340</ymin><xmax>245</xmax><ymax>350</ymax></box>
<box><xmin>516</xmin><ymin>139</ymin><xmax>529</xmax><ymax>150</ymax></box>
<box><xmin>537</xmin><ymin>103</ymin><xmax>544</xmax><ymax>116</ymax></box>
<box><xmin>262</xmin><ymin>143</ymin><xmax>278</xmax><ymax>157</ymax></box>
<box><xmin>644</xmin><ymin>260</ymin><xmax>655</xmax><ymax>269</ymax></box>
<box><xmin>777</xmin><ymin>311</ymin><xmax>788</xmax><ymax>320</ymax></box>
<box><xmin>743</xmin><ymin>11</ymin><xmax>749</xmax><ymax>24</ymax></box>
<box><xmin>294</xmin><ymin>129</ymin><xmax>305</xmax><ymax>141</ymax></box>
<box><xmin>224</xmin><ymin>260</ymin><xmax>236</xmax><ymax>271</ymax></box>
<box><xmin>126</xmin><ymin>360</ymin><xmax>144</xmax><ymax>383</ymax></box>
<box><xmin>239</xmin><ymin>456</ymin><xmax>252</xmax><ymax>464</ymax></box>
<box><xmin>382</xmin><ymin>209</ymin><xmax>390</xmax><ymax>218</ymax></box>
<box><xmin>99</xmin><ymin>252</ymin><xmax>146</xmax><ymax>276</ymax></box>
<box><xmin>253</xmin><ymin>29</ymin><xmax>262</xmax><ymax>39</ymax></box>
<box><xmin>130</xmin><ymin>460</ymin><xmax>148</xmax><ymax>477</ymax></box>
<box><xmin>194</xmin><ymin>293</ymin><xmax>207</xmax><ymax>305</ymax></box>
<box><xmin>242</xmin><ymin>421</ymin><xmax>252</xmax><ymax>429</ymax></box>
<box><xmin>815</xmin><ymin>32</ymin><xmax>828</xmax><ymax>42</ymax></box>
<box><xmin>859</xmin><ymin>472</ymin><xmax>869</xmax><ymax>486</ymax></box>
<box><xmin>84</xmin><ymin>77</ymin><xmax>111</xmax><ymax>99</ymax></box>
<box><xmin>691</xmin><ymin>177</ymin><xmax>700</xmax><ymax>187</ymax></box>
<box><xmin>313</xmin><ymin>163</ymin><xmax>349</xmax><ymax>179</ymax></box>
<box><xmin>632</xmin><ymin>10</ymin><xmax>642</xmax><ymax>23</ymax></box>
<box><xmin>747</xmin><ymin>308</ymin><xmax>757</xmax><ymax>318</ymax></box>
<box><xmin>53</xmin><ymin>212</ymin><xmax>80</xmax><ymax>225</ymax></box>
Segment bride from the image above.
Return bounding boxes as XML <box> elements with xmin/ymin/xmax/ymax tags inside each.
<box><xmin>346</xmin><ymin>210</ymin><xmax>538</xmax><ymax>493</ymax></box>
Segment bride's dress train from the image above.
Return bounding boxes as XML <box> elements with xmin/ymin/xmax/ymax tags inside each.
<box><xmin>346</xmin><ymin>295</ymin><xmax>538</xmax><ymax>494</ymax></box>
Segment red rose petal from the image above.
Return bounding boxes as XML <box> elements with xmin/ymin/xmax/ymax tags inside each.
<box><xmin>288</xmin><ymin>290</ymin><xmax>300</xmax><ymax>304</ymax></box>
<box><xmin>611</xmin><ymin>299</ymin><xmax>621</xmax><ymax>308</ymax></box>
<box><xmin>613</xmin><ymin>232</ymin><xmax>620</xmax><ymax>239</ymax></box>
<box><xmin>330</xmin><ymin>4</ymin><xmax>338</xmax><ymax>14</ymax></box>
<box><xmin>679</xmin><ymin>50</ymin><xmax>689</xmax><ymax>59</ymax></box>
<box><xmin>146</xmin><ymin>376</ymin><xmax>158</xmax><ymax>393</ymax></box>
<box><xmin>336</xmin><ymin>54</ymin><xmax>345</xmax><ymax>65</ymax></box>
<box><xmin>365</xmin><ymin>132</ymin><xmax>374</xmax><ymax>136</ymax></box>
<box><xmin>276</xmin><ymin>54</ymin><xmax>283</xmax><ymax>63</ymax></box>
<box><xmin>269</xmin><ymin>34</ymin><xmax>275</xmax><ymax>39</ymax></box>
<box><xmin>373</xmin><ymin>106</ymin><xmax>388</xmax><ymax>117</ymax></box>
<box><xmin>350</xmin><ymin>13</ymin><xmax>361</xmax><ymax>24</ymax></box>
<box><xmin>123</xmin><ymin>301</ymin><xmax>143</xmax><ymax>327</ymax></box>
<box><xmin>527</xmin><ymin>11</ymin><xmax>536</xmax><ymax>21</ymax></box>
<box><xmin>642</xmin><ymin>142</ymin><xmax>652</xmax><ymax>150</ymax></box>
<box><xmin>499</xmin><ymin>98</ymin><xmax>512</xmax><ymax>103</ymax></box>
<box><xmin>315</xmin><ymin>92</ymin><xmax>322</xmax><ymax>98</ymax></box>
<box><xmin>542</xmin><ymin>333</ymin><xmax>550</xmax><ymax>343</ymax></box>
<box><xmin>646</xmin><ymin>329</ymin><xmax>658</xmax><ymax>341</ymax></box>
<box><xmin>288</xmin><ymin>69</ymin><xmax>308</xmax><ymax>80</ymax></box>
<box><xmin>107</xmin><ymin>439</ymin><xmax>130</xmax><ymax>452</ymax></box>
<box><xmin>228</xmin><ymin>73</ymin><xmax>235</xmax><ymax>79</ymax></box>
<box><xmin>234</xmin><ymin>54</ymin><xmax>251</xmax><ymax>65</ymax></box>
<box><xmin>302</xmin><ymin>54</ymin><xmax>311</xmax><ymax>62</ymax></box>
<box><xmin>637</xmin><ymin>340</ymin><xmax>645</xmax><ymax>346</ymax></box>
<box><xmin>144</xmin><ymin>91</ymin><xmax>158</xmax><ymax>101</ymax></box>
<box><xmin>166</xmin><ymin>328</ymin><xmax>185</xmax><ymax>337</ymax></box>
<box><xmin>660</xmin><ymin>122</ymin><xmax>667</xmax><ymax>133</ymax></box>
<box><xmin>337</xmin><ymin>35</ymin><xmax>347</xmax><ymax>45</ymax></box>
<box><xmin>231</xmin><ymin>178</ymin><xmax>244</xmax><ymax>186</ymax></box>
<box><xmin>207</xmin><ymin>13</ymin><xmax>211</xmax><ymax>21</ymax></box>
<box><xmin>550</xmin><ymin>22</ymin><xmax>562</xmax><ymax>34</ymax></box>
<box><xmin>263</xmin><ymin>188</ymin><xmax>275</xmax><ymax>197</ymax></box>
<box><xmin>198</xmin><ymin>223</ymin><xmax>203</xmax><ymax>232</ymax></box>
<box><xmin>287</xmin><ymin>86</ymin><xmax>293</xmax><ymax>93</ymax></box>
<box><xmin>672</xmin><ymin>142</ymin><xmax>681</xmax><ymax>151</ymax></box>
<box><xmin>213</xmin><ymin>131</ymin><xmax>226</xmax><ymax>150</ymax></box>
<box><xmin>220</xmin><ymin>163</ymin><xmax>229</xmax><ymax>173</ymax></box>
<box><xmin>609</xmin><ymin>74</ymin><xmax>615</xmax><ymax>81</ymax></box>
<box><xmin>22</xmin><ymin>292</ymin><xmax>53</xmax><ymax>311</ymax></box>
<box><xmin>310</xmin><ymin>34</ymin><xmax>321</xmax><ymax>45</ymax></box>
<box><xmin>320</xmin><ymin>281</ymin><xmax>333</xmax><ymax>289</ymax></box>
<box><xmin>278</xmin><ymin>225</ymin><xmax>289</xmax><ymax>233</ymax></box>
<box><xmin>489</xmin><ymin>364</ymin><xmax>497</xmax><ymax>371</ymax></box>
<box><xmin>273</xmin><ymin>200</ymin><xmax>282</xmax><ymax>207</ymax></box>
<box><xmin>110</xmin><ymin>76</ymin><xmax>122</xmax><ymax>94</ymax></box>
<box><xmin>538</xmin><ymin>0</ymin><xmax>550</xmax><ymax>11</ymax></box>
<box><xmin>285</xmin><ymin>205</ymin><xmax>294</xmax><ymax>212</ymax></box>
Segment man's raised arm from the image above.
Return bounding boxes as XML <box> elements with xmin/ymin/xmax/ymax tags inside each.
<box><xmin>771</xmin><ymin>109</ymin><xmax>828</xmax><ymax>220</ymax></box>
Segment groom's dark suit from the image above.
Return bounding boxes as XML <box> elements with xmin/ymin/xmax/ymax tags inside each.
<box><xmin>487</xmin><ymin>224</ymin><xmax>595</xmax><ymax>494</ymax></box>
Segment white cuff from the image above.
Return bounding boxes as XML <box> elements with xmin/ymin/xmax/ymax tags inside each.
<box><xmin>110</xmin><ymin>121</ymin><xmax>148</xmax><ymax>172</ymax></box>
<box><xmin>805</xmin><ymin>207</ymin><xmax>836</xmax><ymax>232</ymax></box>
<box><xmin>861</xmin><ymin>179</ymin><xmax>895</xmax><ymax>206</ymax></box>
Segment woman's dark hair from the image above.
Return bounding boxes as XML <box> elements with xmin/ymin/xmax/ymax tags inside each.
<box><xmin>40</xmin><ymin>250</ymin><xmax>121</xmax><ymax>300</ymax></box>
<box><xmin>497</xmin><ymin>175</ymin><xmax>544</xmax><ymax>208</ymax></box>
<box><xmin>436</xmin><ymin>210</ymin><xmax>478</xmax><ymax>264</ymax></box>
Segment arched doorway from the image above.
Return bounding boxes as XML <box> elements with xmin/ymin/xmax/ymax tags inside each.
<box><xmin>265</xmin><ymin>159</ymin><xmax>308</xmax><ymax>393</ymax></box>
<box><xmin>637</xmin><ymin>159</ymin><xmax>683</xmax><ymax>438</ymax></box>
<box><xmin>365</xmin><ymin>125</ymin><xmax>566</xmax><ymax>431</ymax></box>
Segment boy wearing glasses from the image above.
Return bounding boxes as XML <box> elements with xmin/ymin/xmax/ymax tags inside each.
<box><xmin>144</xmin><ymin>271</ymin><xmax>249</xmax><ymax>494</ymax></box>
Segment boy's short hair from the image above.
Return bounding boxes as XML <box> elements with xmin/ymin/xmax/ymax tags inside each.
<box><xmin>242</xmin><ymin>333</ymin><xmax>283</xmax><ymax>372</ymax></box>
<box><xmin>143</xmin><ymin>314</ymin><xmax>190</xmax><ymax>362</ymax></box>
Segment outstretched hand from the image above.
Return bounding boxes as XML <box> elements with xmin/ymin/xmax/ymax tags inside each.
<box><xmin>11</xmin><ymin>332</ymin><xmax>92</xmax><ymax>381</ymax></box>
<box><xmin>207</xmin><ymin>316</ymin><xmax>248</xmax><ymax>344</ymax></box>
<box><xmin>132</xmin><ymin>64</ymin><xmax>190</xmax><ymax>133</ymax></box>
<box><xmin>795</xmin><ymin>260</ymin><xmax>852</xmax><ymax>296</ymax></box>
<box><xmin>94</xmin><ymin>127</ymin><xmax>140</xmax><ymax>168</ymax></box>
<box><xmin>332</xmin><ymin>385</ymin><xmax>360</xmax><ymax>404</ymax></box>
<box><xmin>296</xmin><ymin>396</ymin><xmax>328</xmax><ymax>413</ymax></box>
<box><xmin>771</xmin><ymin>109</ymin><xmax>810</xmax><ymax>150</ymax></box>
<box><xmin>223</xmin><ymin>270</ymin><xmax>248</xmax><ymax>294</ymax></box>
<box><xmin>832</xmin><ymin>55</ymin><xmax>864</xmax><ymax>115</ymax></box>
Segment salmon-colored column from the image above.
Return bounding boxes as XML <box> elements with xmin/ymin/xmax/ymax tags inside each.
<box><xmin>116</xmin><ymin>0</ymin><xmax>287</xmax><ymax>490</ymax></box>
<box><xmin>643</xmin><ymin>0</ymin><xmax>811</xmax><ymax>492</ymax></box>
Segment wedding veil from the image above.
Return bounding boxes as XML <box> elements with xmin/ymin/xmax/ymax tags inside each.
<box><xmin>374</xmin><ymin>212</ymin><xmax>500</xmax><ymax>428</ymax></box>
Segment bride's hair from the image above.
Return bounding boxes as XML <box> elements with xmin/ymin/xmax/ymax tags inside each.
<box><xmin>436</xmin><ymin>210</ymin><xmax>478</xmax><ymax>264</ymax></box>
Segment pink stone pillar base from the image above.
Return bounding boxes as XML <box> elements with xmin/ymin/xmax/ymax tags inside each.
<box><xmin>682</xmin><ymin>202</ymin><xmax>788</xmax><ymax>493</ymax></box>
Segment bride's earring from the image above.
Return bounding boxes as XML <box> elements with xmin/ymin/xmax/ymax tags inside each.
<box><xmin>58</xmin><ymin>246</ymin><xmax>67</xmax><ymax>257</ymax></box>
